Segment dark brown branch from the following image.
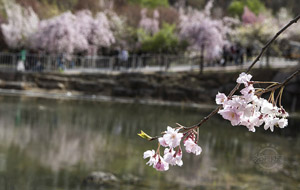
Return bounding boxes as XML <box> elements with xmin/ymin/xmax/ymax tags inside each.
<box><xmin>185</xmin><ymin>14</ymin><xmax>300</xmax><ymax>130</ymax></box>
<box><xmin>281</xmin><ymin>69</ymin><xmax>300</xmax><ymax>86</ymax></box>
<box><xmin>257</xmin><ymin>69</ymin><xmax>300</xmax><ymax>96</ymax></box>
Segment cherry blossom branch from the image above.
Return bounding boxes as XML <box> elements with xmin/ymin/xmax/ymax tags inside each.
<box><xmin>148</xmin><ymin>69</ymin><xmax>299</xmax><ymax>138</ymax></box>
<box><xmin>256</xmin><ymin>69</ymin><xmax>300</xmax><ymax>96</ymax></box>
<box><xmin>141</xmin><ymin>16</ymin><xmax>300</xmax><ymax>172</ymax></box>
<box><xmin>184</xmin><ymin>14</ymin><xmax>300</xmax><ymax>130</ymax></box>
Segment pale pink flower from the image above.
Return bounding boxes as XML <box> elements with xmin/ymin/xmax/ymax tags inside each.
<box><xmin>162</xmin><ymin>126</ymin><xmax>183</xmax><ymax>148</ymax></box>
<box><xmin>240</xmin><ymin>85</ymin><xmax>255</xmax><ymax>102</ymax></box>
<box><xmin>218</xmin><ymin>107</ymin><xmax>242</xmax><ymax>126</ymax></box>
<box><xmin>215</xmin><ymin>92</ymin><xmax>228</xmax><ymax>105</ymax></box>
<box><xmin>143</xmin><ymin>150</ymin><xmax>157</xmax><ymax>166</ymax></box>
<box><xmin>158</xmin><ymin>137</ymin><xmax>168</xmax><ymax>147</ymax></box>
<box><xmin>184</xmin><ymin>139</ymin><xmax>202</xmax><ymax>155</ymax></box>
<box><xmin>154</xmin><ymin>157</ymin><xmax>169</xmax><ymax>171</ymax></box>
<box><xmin>250</xmin><ymin>112</ymin><xmax>264</xmax><ymax>126</ymax></box>
<box><xmin>240</xmin><ymin>118</ymin><xmax>253</xmax><ymax>132</ymax></box>
<box><xmin>163</xmin><ymin>148</ymin><xmax>183</xmax><ymax>166</ymax></box>
<box><xmin>264</xmin><ymin>117</ymin><xmax>279</xmax><ymax>132</ymax></box>
<box><xmin>277</xmin><ymin>107</ymin><xmax>289</xmax><ymax>118</ymax></box>
<box><xmin>242</xmin><ymin>104</ymin><xmax>254</xmax><ymax>118</ymax></box>
<box><xmin>236</xmin><ymin>72</ymin><xmax>252</xmax><ymax>85</ymax></box>
<box><xmin>277</xmin><ymin>118</ymin><xmax>288</xmax><ymax>128</ymax></box>
<box><xmin>224</xmin><ymin>96</ymin><xmax>246</xmax><ymax>109</ymax></box>
<box><xmin>240</xmin><ymin>112</ymin><xmax>263</xmax><ymax>132</ymax></box>
<box><xmin>252</xmin><ymin>97</ymin><xmax>263</xmax><ymax>110</ymax></box>
<box><xmin>261</xmin><ymin>100</ymin><xmax>277</xmax><ymax>115</ymax></box>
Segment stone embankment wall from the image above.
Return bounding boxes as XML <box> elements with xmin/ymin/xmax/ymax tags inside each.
<box><xmin>0</xmin><ymin>67</ymin><xmax>299</xmax><ymax>109</ymax></box>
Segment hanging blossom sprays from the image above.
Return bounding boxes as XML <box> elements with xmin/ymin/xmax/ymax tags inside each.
<box><xmin>140</xmin><ymin>126</ymin><xmax>202</xmax><ymax>171</ymax></box>
<box><xmin>138</xmin><ymin>14</ymin><xmax>300</xmax><ymax>172</ymax></box>
<box><xmin>217</xmin><ymin>72</ymin><xmax>288</xmax><ymax>132</ymax></box>
<box><xmin>139</xmin><ymin>71</ymin><xmax>295</xmax><ymax>172</ymax></box>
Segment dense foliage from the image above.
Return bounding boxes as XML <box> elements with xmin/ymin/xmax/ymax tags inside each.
<box><xmin>129</xmin><ymin>0</ymin><xmax>169</xmax><ymax>8</ymax></box>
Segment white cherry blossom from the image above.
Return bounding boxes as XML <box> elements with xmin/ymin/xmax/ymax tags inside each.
<box><xmin>215</xmin><ymin>92</ymin><xmax>228</xmax><ymax>105</ymax></box>
<box><xmin>154</xmin><ymin>157</ymin><xmax>169</xmax><ymax>171</ymax></box>
<box><xmin>163</xmin><ymin>148</ymin><xmax>183</xmax><ymax>166</ymax></box>
<box><xmin>143</xmin><ymin>150</ymin><xmax>157</xmax><ymax>166</ymax></box>
<box><xmin>184</xmin><ymin>138</ymin><xmax>202</xmax><ymax>155</ymax></box>
<box><xmin>162</xmin><ymin>126</ymin><xmax>183</xmax><ymax>148</ymax></box>
<box><xmin>218</xmin><ymin>107</ymin><xmax>242</xmax><ymax>126</ymax></box>
<box><xmin>236</xmin><ymin>72</ymin><xmax>252</xmax><ymax>85</ymax></box>
<box><xmin>158</xmin><ymin>137</ymin><xmax>168</xmax><ymax>147</ymax></box>
<box><xmin>240</xmin><ymin>84</ymin><xmax>255</xmax><ymax>102</ymax></box>
<box><xmin>277</xmin><ymin>118</ymin><xmax>288</xmax><ymax>128</ymax></box>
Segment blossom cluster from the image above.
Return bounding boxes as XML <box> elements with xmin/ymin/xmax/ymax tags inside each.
<box><xmin>143</xmin><ymin>126</ymin><xmax>202</xmax><ymax>171</ymax></box>
<box><xmin>31</xmin><ymin>10</ymin><xmax>115</xmax><ymax>56</ymax></box>
<box><xmin>139</xmin><ymin>9</ymin><xmax>160</xmax><ymax>35</ymax></box>
<box><xmin>217</xmin><ymin>72</ymin><xmax>289</xmax><ymax>132</ymax></box>
<box><xmin>1</xmin><ymin>1</ymin><xmax>39</xmax><ymax>49</ymax></box>
<box><xmin>1</xmin><ymin>1</ymin><xmax>118</xmax><ymax>55</ymax></box>
<box><xmin>178</xmin><ymin>0</ymin><xmax>229</xmax><ymax>61</ymax></box>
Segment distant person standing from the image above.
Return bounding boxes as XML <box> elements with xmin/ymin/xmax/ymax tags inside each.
<box><xmin>17</xmin><ymin>49</ymin><xmax>26</xmax><ymax>71</ymax></box>
<box><xmin>221</xmin><ymin>45</ymin><xmax>229</xmax><ymax>66</ymax></box>
<box><xmin>246</xmin><ymin>46</ymin><xmax>253</xmax><ymax>61</ymax></box>
<box><xmin>119</xmin><ymin>49</ymin><xmax>129</xmax><ymax>69</ymax></box>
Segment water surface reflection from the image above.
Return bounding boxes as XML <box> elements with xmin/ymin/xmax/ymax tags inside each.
<box><xmin>0</xmin><ymin>96</ymin><xmax>299</xmax><ymax>190</ymax></box>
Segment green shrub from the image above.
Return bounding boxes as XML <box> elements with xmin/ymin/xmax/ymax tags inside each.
<box><xmin>138</xmin><ymin>23</ymin><xmax>184</xmax><ymax>53</ymax></box>
<box><xmin>228</xmin><ymin>0</ymin><xmax>265</xmax><ymax>17</ymax></box>
<box><xmin>129</xmin><ymin>0</ymin><xmax>169</xmax><ymax>8</ymax></box>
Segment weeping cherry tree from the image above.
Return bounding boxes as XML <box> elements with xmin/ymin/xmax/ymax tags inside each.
<box><xmin>178</xmin><ymin>0</ymin><xmax>227</xmax><ymax>73</ymax></box>
<box><xmin>1</xmin><ymin>0</ymin><xmax>39</xmax><ymax>49</ymax></box>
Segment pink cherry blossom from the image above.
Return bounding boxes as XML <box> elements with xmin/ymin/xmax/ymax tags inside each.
<box><xmin>261</xmin><ymin>100</ymin><xmax>277</xmax><ymax>115</ymax></box>
<box><xmin>218</xmin><ymin>107</ymin><xmax>242</xmax><ymax>126</ymax></box>
<box><xmin>236</xmin><ymin>72</ymin><xmax>252</xmax><ymax>85</ymax></box>
<box><xmin>264</xmin><ymin>117</ymin><xmax>280</xmax><ymax>132</ymax></box>
<box><xmin>154</xmin><ymin>157</ymin><xmax>169</xmax><ymax>171</ymax></box>
<box><xmin>143</xmin><ymin>150</ymin><xmax>157</xmax><ymax>166</ymax></box>
<box><xmin>184</xmin><ymin>139</ymin><xmax>202</xmax><ymax>155</ymax></box>
<box><xmin>242</xmin><ymin>104</ymin><xmax>254</xmax><ymax>118</ymax></box>
<box><xmin>162</xmin><ymin>126</ymin><xmax>183</xmax><ymax>148</ymax></box>
<box><xmin>215</xmin><ymin>92</ymin><xmax>228</xmax><ymax>105</ymax></box>
<box><xmin>158</xmin><ymin>137</ymin><xmax>168</xmax><ymax>147</ymax></box>
<box><xmin>139</xmin><ymin>9</ymin><xmax>159</xmax><ymax>35</ymax></box>
<box><xmin>163</xmin><ymin>148</ymin><xmax>183</xmax><ymax>166</ymax></box>
<box><xmin>224</xmin><ymin>96</ymin><xmax>247</xmax><ymax>109</ymax></box>
<box><xmin>276</xmin><ymin>107</ymin><xmax>289</xmax><ymax>118</ymax></box>
<box><xmin>277</xmin><ymin>118</ymin><xmax>288</xmax><ymax>128</ymax></box>
<box><xmin>240</xmin><ymin>85</ymin><xmax>255</xmax><ymax>102</ymax></box>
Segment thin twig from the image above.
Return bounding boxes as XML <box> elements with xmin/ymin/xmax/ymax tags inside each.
<box><xmin>256</xmin><ymin>69</ymin><xmax>300</xmax><ymax>96</ymax></box>
<box><xmin>185</xmin><ymin>15</ymin><xmax>300</xmax><ymax>130</ymax></box>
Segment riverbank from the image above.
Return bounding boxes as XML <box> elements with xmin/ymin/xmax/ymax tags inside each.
<box><xmin>0</xmin><ymin>67</ymin><xmax>299</xmax><ymax>110</ymax></box>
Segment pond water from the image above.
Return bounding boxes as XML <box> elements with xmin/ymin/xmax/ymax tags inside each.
<box><xmin>0</xmin><ymin>95</ymin><xmax>299</xmax><ymax>190</ymax></box>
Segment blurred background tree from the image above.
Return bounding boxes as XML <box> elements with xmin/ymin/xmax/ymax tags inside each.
<box><xmin>0</xmin><ymin>0</ymin><xmax>299</xmax><ymax>58</ymax></box>
<box><xmin>138</xmin><ymin>23</ymin><xmax>181</xmax><ymax>53</ymax></box>
<box><xmin>228</xmin><ymin>0</ymin><xmax>265</xmax><ymax>17</ymax></box>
